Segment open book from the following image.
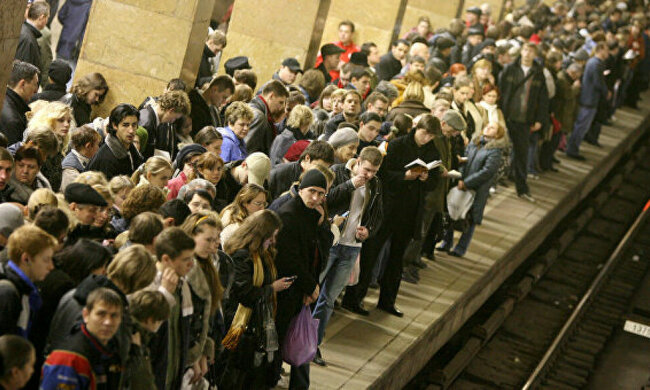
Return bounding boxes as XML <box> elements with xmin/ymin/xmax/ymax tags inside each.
<box><xmin>404</xmin><ymin>159</ymin><xmax>442</xmax><ymax>170</ymax></box>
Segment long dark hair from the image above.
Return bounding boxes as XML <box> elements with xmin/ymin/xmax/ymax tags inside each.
<box><xmin>224</xmin><ymin>210</ymin><xmax>281</xmax><ymax>257</ymax></box>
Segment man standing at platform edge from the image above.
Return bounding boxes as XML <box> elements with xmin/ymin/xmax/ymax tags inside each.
<box><xmin>566</xmin><ymin>42</ymin><xmax>611</xmax><ymax>160</ymax></box>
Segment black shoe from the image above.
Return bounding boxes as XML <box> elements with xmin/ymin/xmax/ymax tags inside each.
<box><xmin>413</xmin><ymin>257</ymin><xmax>427</xmax><ymax>269</ymax></box>
<box><xmin>449</xmin><ymin>250</ymin><xmax>463</xmax><ymax>257</ymax></box>
<box><xmin>552</xmin><ymin>157</ymin><xmax>561</xmax><ymax>164</ymax></box>
<box><xmin>341</xmin><ymin>302</ymin><xmax>370</xmax><ymax>316</ymax></box>
<box><xmin>566</xmin><ymin>153</ymin><xmax>586</xmax><ymax>161</ymax></box>
<box><xmin>377</xmin><ymin>304</ymin><xmax>404</xmax><ymax>317</ymax></box>
<box><xmin>368</xmin><ymin>281</ymin><xmax>379</xmax><ymax>289</ymax></box>
<box><xmin>585</xmin><ymin>139</ymin><xmax>602</xmax><ymax>147</ymax></box>
<box><xmin>422</xmin><ymin>252</ymin><xmax>435</xmax><ymax>261</ymax></box>
<box><xmin>402</xmin><ymin>270</ymin><xmax>418</xmax><ymax>284</ymax></box>
<box><xmin>409</xmin><ymin>266</ymin><xmax>421</xmax><ymax>281</ymax></box>
<box><xmin>313</xmin><ymin>348</ymin><xmax>327</xmax><ymax>366</ymax></box>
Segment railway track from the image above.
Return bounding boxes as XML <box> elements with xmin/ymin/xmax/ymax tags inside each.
<box><xmin>406</xmin><ymin>133</ymin><xmax>650</xmax><ymax>390</ymax></box>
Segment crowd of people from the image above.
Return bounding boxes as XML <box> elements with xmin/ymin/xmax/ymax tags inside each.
<box><xmin>0</xmin><ymin>0</ymin><xmax>649</xmax><ymax>389</ymax></box>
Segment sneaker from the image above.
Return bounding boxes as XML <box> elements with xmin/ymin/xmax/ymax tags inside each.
<box><xmin>489</xmin><ymin>186</ymin><xmax>496</xmax><ymax>195</ymax></box>
<box><xmin>518</xmin><ymin>193</ymin><xmax>536</xmax><ymax>203</ymax></box>
<box><xmin>313</xmin><ymin>348</ymin><xmax>327</xmax><ymax>366</ymax></box>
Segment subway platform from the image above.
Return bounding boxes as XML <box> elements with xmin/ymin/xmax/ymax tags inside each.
<box><xmin>305</xmin><ymin>93</ymin><xmax>650</xmax><ymax>390</ymax></box>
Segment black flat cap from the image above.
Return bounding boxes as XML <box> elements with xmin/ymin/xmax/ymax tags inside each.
<box><xmin>321</xmin><ymin>43</ymin><xmax>345</xmax><ymax>57</ymax></box>
<box><xmin>467</xmin><ymin>6</ymin><xmax>482</xmax><ymax>16</ymax></box>
<box><xmin>436</xmin><ymin>37</ymin><xmax>456</xmax><ymax>50</ymax></box>
<box><xmin>224</xmin><ymin>56</ymin><xmax>251</xmax><ymax>76</ymax></box>
<box><xmin>350</xmin><ymin>52</ymin><xmax>369</xmax><ymax>67</ymax></box>
<box><xmin>65</xmin><ymin>183</ymin><xmax>107</xmax><ymax>207</ymax></box>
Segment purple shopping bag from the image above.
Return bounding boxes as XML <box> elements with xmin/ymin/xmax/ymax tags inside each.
<box><xmin>282</xmin><ymin>305</ymin><xmax>319</xmax><ymax>366</ymax></box>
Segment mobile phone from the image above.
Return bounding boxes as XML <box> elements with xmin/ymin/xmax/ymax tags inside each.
<box><xmin>285</xmin><ymin>275</ymin><xmax>298</xmax><ymax>282</ymax></box>
<box><xmin>341</xmin><ymin>211</ymin><xmax>350</xmax><ymax>218</ymax></box>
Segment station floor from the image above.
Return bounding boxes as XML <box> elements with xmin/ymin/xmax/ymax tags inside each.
<box><xmin>298</xmin><ymin>96</ymin><xmax>650</xmax><ymax>390</ymax></box>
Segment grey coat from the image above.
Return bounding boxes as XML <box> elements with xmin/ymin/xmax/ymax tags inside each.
<box><xmin>461</xmin><ymin>135</ymin><xmax>506</xmax><ymax>224</ymax></box>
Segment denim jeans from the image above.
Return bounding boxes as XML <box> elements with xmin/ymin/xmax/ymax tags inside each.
<box><xmin>451</xmin><ymin>223</ymin><xmax>476</xmax><ymax>256</ymax></box>
<box><xmin>567</xmin><ymin>106</ymin><xmax>597</xmax><ymax>156</ymax></box>
<box><xmin>313</xmin><ymin>244</ymin><xmax>362</xmax><ymax>345</ymax></box>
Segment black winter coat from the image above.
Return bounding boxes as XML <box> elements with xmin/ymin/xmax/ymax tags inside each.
<box><xmin>498</xmin><ymin>57</ymin><xmax>549</xmax><ymax>125</ymax></box>
<box><xmin>245</xmin><ymin>96</ymin><xmax>276</xmax><ymax>155</ymax></box>
<box><xmin>322</xmin><ymin>112</ymin><xmax>347</xmax><ymax>141</ymax></box>
<box><xmin>196</xmin><ymin>45</ymin><xmax>216</xmax><ymax>87</ymax></box>
<box><xmin>274</xmin><ymin>195</ymin><xmax>333</xmax><ymax>340</ymax></box>
<box><xmin>31</xmin><ymin>83</ymin><xmax>67</xmax><ymax>103</ymax></box>
<box><xmin>381</xmin><ymin>131</ymin><xmax>440</xmax><ymax>238</ymax></box>
<box><xmin>61</xmin><ymin>93</ymin><xmax>92</xmax><ymax>126</ymax></box>
<box><xmin>189</xmin><ymin>88</ymin><xmax>214</xmax><ymax>137</ymax></box>
<box><xmin>0</xmin><ymin>262</ymin><xmax>34</xmax><ymax>337</ymax></box>
<box><xmin>15</xmin><ymin>22</ymin><xmax>42</xmax><ymax>69</ymax></box>
<box><xmin>269</xmin><ymin>161</ymin><xmax>302</xmax><ymax>200</ymax></box>
<box><xmin>376</xmin><ymin>52</ymin><xmax>402</xmax><ymax>82</ymax></box>
<box><xmin>86</xmin><ymin>134</ymin><xmax>143</xmax><ymax>179</ymax></box>
<box><xmin>0</xmin><ymin>88</ymin><xmax>30</xmax><ymax>145</ymax></box>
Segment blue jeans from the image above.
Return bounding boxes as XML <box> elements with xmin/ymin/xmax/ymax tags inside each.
<box><xmin>312</xmin><ymin>244</ymin><xmax>362</xmax><ymax>345</ymax></box>
<box><xmin>452</xmin><ymin>223</ymin><xmax>476</xmax><ymax>256</ymax></box>
<box><xmin>567</xmin><ymin>106</ymin><xmax>597</xmax><ymax>156</ymax></box>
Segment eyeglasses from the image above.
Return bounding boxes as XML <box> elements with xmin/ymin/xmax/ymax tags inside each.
<box><xmin>250</xmin><ymin>201</ymin><xmax>268</xmax><ymax>208</ymax></box>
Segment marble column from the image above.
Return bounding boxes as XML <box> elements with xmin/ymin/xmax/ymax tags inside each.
<box><xmin>74</xmin><ymin>0</ymin><xmax>215</xmax><ymax>117</ymax></box>
<box><xmin>218</xmin><ymin>0</ymin><xmax>322</xmax><ymax>86</ymax></box>
<box><xmin>0</xmin><ymin>0</ymin><xmax>27</xmax><ymax>108</ymax></box>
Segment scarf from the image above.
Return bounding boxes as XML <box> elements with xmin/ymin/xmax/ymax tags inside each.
<box><xmin>479</xmin><ymin>101</ymin><xmax>499</xmax><ymax>125</ymax></box>
<box><xmin>222</xmin><ymin>251</ymin><xmax>276</xmax><ymax>351</ymax></box>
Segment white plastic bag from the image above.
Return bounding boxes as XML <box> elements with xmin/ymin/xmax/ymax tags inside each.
<box><xmin>447</xmin><ymin>187</ymin><xmax>476</xmax><ymax>220</ymax></box>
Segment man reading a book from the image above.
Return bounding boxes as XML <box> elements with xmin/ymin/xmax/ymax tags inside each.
<box><xmin>344</xmin><ymin>114</ymin><xmax>441</xmax><ymax>317</ymax></box>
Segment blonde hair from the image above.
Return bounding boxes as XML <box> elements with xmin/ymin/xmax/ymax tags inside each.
<box><xmin>27</xmin><ymin>101</ymin><xmax>73</xmax><ymax>154</ymax></box>
<box><xmin>108</xmin><ymin>175</ymin><xmax>134</xmax><ymax>197</ymax></box>
<box><xmin>286</xmin><ymin>105</ymin><xmax>314</xmax><ymax>129</ymax></box>
<box><xmin>131</xmin><ymin>156</ymin><xmax>173</xmax><ymax>185</ymax></box>
<box><xmin>106</xmin><ymin>244</ymin><xmax>156</xmax><ymax>294</ymax></box>
<box><xmin>92</xmin><ymin>184</ymin><xmax>113</xmax><ymax>204</ymax></box>
<box><xmin>403</xmin><ymin>81</ymin><xmax>425</xmax><ymax>103</ymax></box>
<box><xmin>75</xmin><ymin>171</ymin><xmax>108</xmax><ymax>186</ymax></box>
<box><xmin>27</xmin><ymin>188</ymin><xmax>58</xmax><ymax>220</ymax></box>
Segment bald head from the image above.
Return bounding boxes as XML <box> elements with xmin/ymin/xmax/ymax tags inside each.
<box><xmin>410</xmin><ymin>42</ymin><xmax>430</xmax><ymax>62</ymax></box>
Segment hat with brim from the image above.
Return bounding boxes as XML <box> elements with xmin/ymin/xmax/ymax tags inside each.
<box><xmin>321</xmin><ymin>43</ymin><xmax>345</xmax><ymax>57</ymax></box>
<box><xmin>282</xmin><ymin>58</ymin><xmax>303</xmax><ymax>74</ymax></box>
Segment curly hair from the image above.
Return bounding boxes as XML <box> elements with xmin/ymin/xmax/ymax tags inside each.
<box><xmin>158</xmin><ymin>90</ymin><xmax>191</xmax><ymax>116</ymax></box>
<box><xmin>121</xmin><ymin>184</ymin><xmax>166</xmax><ymax>220</ymax></box>
<box><xmin>225</xmin><ymin>101</ymin><xmax>255</xmax><ymax>126</ymax></box>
